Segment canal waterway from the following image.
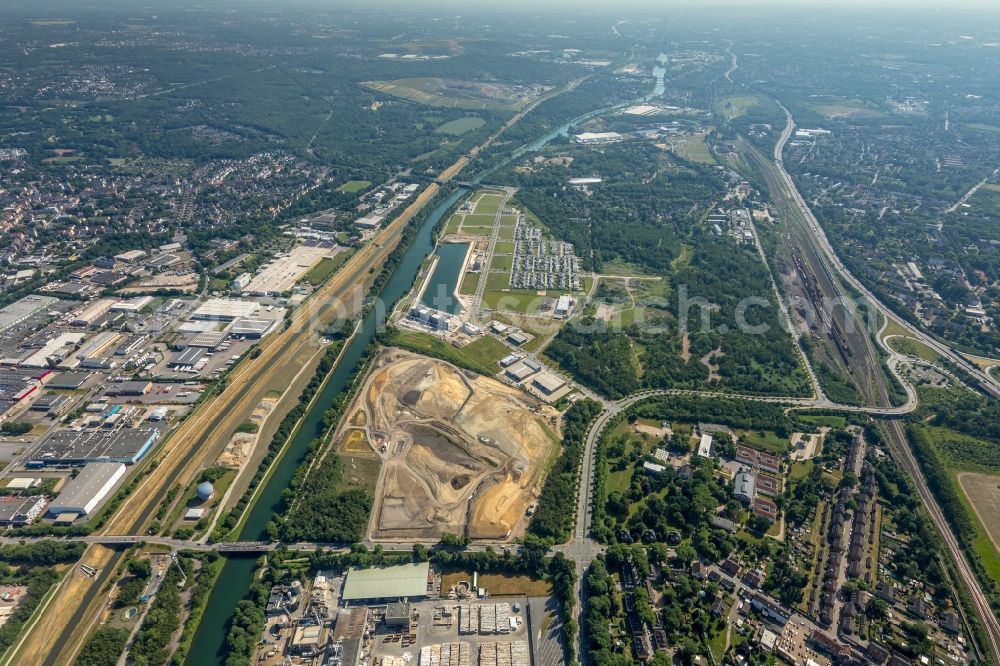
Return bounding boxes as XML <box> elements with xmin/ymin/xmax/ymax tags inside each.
<box><xmin>188</xmin><ymin>68</ymin><xmax>665</xmax><ymax>662</ymax></box>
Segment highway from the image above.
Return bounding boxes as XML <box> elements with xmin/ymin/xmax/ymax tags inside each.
<box><xmin>771</xmin><ymin>104</ymin><xmax>1000</xmax><ymax>401</ymax></box>
<box><xmin>769</xmin><ymin>106</ymin><xmax>1000</xmax><ymax>662</ymax></box>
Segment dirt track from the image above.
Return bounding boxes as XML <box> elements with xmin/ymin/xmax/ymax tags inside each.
<box><xmin>355</xmin><ymin>349</ymin><xmax>560</xmax><ymax>542</ymax></box>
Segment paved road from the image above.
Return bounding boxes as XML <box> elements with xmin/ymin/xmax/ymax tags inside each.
<box><xmin>770</xmin><ymin>107</ymin><xmax>1000</xmax><ymax>662</ymax></box>
<box><xmin>771</xmin><ymin>104</ymin><xmax>1000</xmax><ymax>402</ymax></box>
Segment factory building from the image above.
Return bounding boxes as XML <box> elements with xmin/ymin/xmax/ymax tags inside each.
<box><xmin>506</xmin><ymin>331</ymin><xmax>529</xmax><ymax>346</ymax></box>
<box><xmin>0</xmin><ymin>295</ymin><xmax>58</xmax><ymax>334</ymax></box>
<box><xmin>408</xmin><ymin>307</ymin><xmax>452</xmax><ymax>332</ymax></box>
<box><xmin>232</xmin><ymin>273</ymin><xmax>252</xmax><ymax>292</ymax></box>
<box><xmin>341</xmin><ymin>562</ymin><xmax>431</xmax><ymax>602</ymax></box>
<box><xmin>190</xmin><ymin>298</ymin><xmax>260</xmax><ymax>322</ymax></box>
<box><xmin>0</xmin><ymin>495</ymin><xmax>46</xmax><ymax>526</ymax></box>
<box><xmin>106</xmin><ymin>381</ymin><xmax>152</xmax><ymax>396</ymax></box>
<box><xmin>505</xmin><ymin>361</ymin><xmax>538</xmax><ymax>383</ymax></box>
<box><xmin>144</xmin><ymin>253</ymin><xmax>181</xmax><ymax>271</ymax></box>
<box><xmin>227</xmin><ymin>317</ymin><xmax>277</xmax><ymax>339</ymax></box>
<box><xmin>29</xmin><ymin>394</ymin><xmax>72</xmax><ymax>416</ymax></box>
<box><xmin>18</xmin><ymin>332</ymin><xmax>86</xmax><ymax>369</ymax></box>
<box><xmin>110</xmin><ymin>296</ymin><xmax>153</xmax><ymax>313</ymax></box>
<box><xmin>47</xmin><ymin>372</ymin><xmax>90</xmax><ymax>390</ymax></box>
<box><xmin>29</xmin><ymin>426</ymin><xmax>160</xmax><ymax>466</ymax></box>
<box><xmin>573</xmin><ymin>131</ymin><xmax>623</xmax><ymax>145</ymax></box>
<box><xmin>531</xmin><ymin>372</ymin><xmax>566</xmax><ymax>396</ymax></box>
<box><xmin>169</xmin><ymin>347</ymin><xmax>206</xmax><ymax>368</ymax></box>
<box><xmin>113</xmin><ymin>249</ymin><xmax>147</xmax><ymax>264</ymax></box>
<box><xmin>47</xmin><ymin>462</ymin><xmax>126</xmax><ymax>517</ymax></box>
<box><xmin>554</xmin><ymin>295</ymin><xmax>573</xmax><ymax>318</ymax></box>
<box><xmin>697</xmin><ymin>434</ymin><xmax>713</xmax><ymax>458</ymax></box>
<box><xmin>188</xmin><ymin>331</ymin><xmax>228</xmax><ymax>349</ymax></box>
<box><xmin>71</xmin><ymin>298</ymin><xmax>118</xmax><ymax>327</ymax></box>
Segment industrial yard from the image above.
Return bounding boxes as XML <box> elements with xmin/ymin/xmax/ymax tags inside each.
<box><xmin>250</xmin><ymin>560</ymin><xmax>558</xmax><ymax>666</ymax></box>
<box><xmin>347</xmin><ymin>348</ymin><xmax>560</xmax><ymax>542</ymax></box>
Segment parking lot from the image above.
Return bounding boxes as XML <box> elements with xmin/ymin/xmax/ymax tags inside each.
<box><xmin>369</xmin><ymin>599</ymin><xmax>533</xmax><ymax>666</ymax></box>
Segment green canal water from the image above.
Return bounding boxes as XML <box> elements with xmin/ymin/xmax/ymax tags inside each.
<box><xmin>420</xmin><ymin>241</ymin><xmax>469</xmax><ymax>315</ymax></box>
<box><xmin>186</xmin><ymin>188</ymin><xmax>466</xmax><ymax>663</ymax></box>
<box><xmin>186</xmin><ymin>75</ymin><xmax>666</xmax><ymax>660</ymax></box>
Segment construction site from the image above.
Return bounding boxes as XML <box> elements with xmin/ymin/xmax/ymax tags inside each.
<box><xmin>348</xmin><ymin>348</ymin><xmax>560</xmax><ymax>542</ymax></box>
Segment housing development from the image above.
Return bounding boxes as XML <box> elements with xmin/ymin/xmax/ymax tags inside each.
<box><xmin>0</xmin><ymin>4</ymin><xmax>999</xmax><ymax>666</ymax></box>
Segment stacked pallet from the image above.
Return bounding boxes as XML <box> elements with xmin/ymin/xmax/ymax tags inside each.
<box><xmin>479</xmin><ymin>643</ymin><xmax>497</xmax><ymax>666</ymax></box>
<box><xmin>496</xmin><ymin>603</ymin><xmax>511</xmax><ymax>633</ymax></box>
<box><xmin>459</xmin><ymin>605</ymin><xmax>480</xmax><ymax>634</ymax></box>
<box><xmin>420</xmin><ymin>645</ymin><xmax>440</xmax><ymax>666</ymax></box>
<box><xmin>442</xmin><ymin>642</ymin><xmax>471</xmax><ymax>666</ymax></box>
<box><xmin>376</xmin><ymin>658</ymin><xmax>407</xmax><ymax>666</ymax></box>
<box><xmin>510</xmin><ymin>640</ymin><xmax>528</xmax><ymax>666</ymax></box>
<box><xmin>479</xmin><ymin>604</ymin><xmax>497</xmax><ymax>634</ymax></box>
<box><xmin>477</xmin><ymin>641</ymin><xmax>529</xmax><ymax>666</ymax></box>
<box><xmin>422</xmin><ymin>643</ymin><xmax>470</xmax><ymax>666</ymax></box>
<box><xmin>497</xmin><ymin>642</ymin><xmax>512</xmax><ymax>666</ymax></box>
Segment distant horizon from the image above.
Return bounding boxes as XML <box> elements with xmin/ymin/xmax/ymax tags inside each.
<box><xmin>7</xmin><ymin>0</ymin><xmax>1000</xmax><ymax>11</ymax></box>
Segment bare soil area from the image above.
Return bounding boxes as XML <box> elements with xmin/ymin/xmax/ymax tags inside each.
<box><xmin>358</xmin><ymin>349</ymin><xmax>560</xmax><ymax>542</ymax></box>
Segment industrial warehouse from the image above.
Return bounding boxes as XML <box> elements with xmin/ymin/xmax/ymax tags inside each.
<box><xmin>28</xmin><ymin>423</ymin><xmax>161</xmax><ymax>466</ymax></box>
<box><xmin>46</xmin><ymin>462</ymin><xmax>127</xmax><ymax>518</ymax></box>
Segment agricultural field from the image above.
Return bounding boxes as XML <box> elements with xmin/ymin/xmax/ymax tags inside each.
<box><xmin>957</xmin><ymin>472</ymin><xmax>1000</xmax><ymax>553</ymax></box>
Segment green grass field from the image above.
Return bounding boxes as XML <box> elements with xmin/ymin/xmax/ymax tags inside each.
<box><xmin>460</xmin><ymin>272</ymin><xmax>480</xmax><ymax>295</ymax></box>
<box><xmin>361</xmin><ymin>79</ymin><xmax>529</xmax><ymax>111</ymax></box>
<box><xmin>443</xmin><ymin>216</ymin><xmax>463</xmax><ymax>235</ymax></box>
<box><xmin>436</xmin><ymin>116</ymin><xmax>486</xmax><ymax>135</ymax></box>
<box><xmin>337</xmin><ymin>180</ymin><xmax>371</xmax><ymax>193</ymax></box>
<box><xmin>672</xmin><ymin>136</ymin><xmax>715</xmax><ymax>164</ymax></box>
<box><xmin>807</xmin><ymin>101</ymin><xmax>884</xmax><ymax>120</ymax></box>
<box><xmin>798</xmin><ymin>414</ymin><xmax>847</xmax><ymax>429</ymax></box>
<box><xmin>887</xmin><ymin>336</ymin><xmax>941</xmax><ymax>363</ymax></box>
<box><xmin>302</xmin><ymin>252</ymin><xmax>352</xmax><ymax>285</ymax></box>
<box><xmin>474</xmin><ymin>198</ymin><xmax>503</xmax><ymax>215</ymax></box>
<box><xmin>490</xmin><ymin>255</ymin><xmax>513</xmax><ymax>271</ymax></box>
<box><xmin>789</xmin><ymin>460</ymin><xmax>814</xmax><ymax>481</ymax></box>
<box><xmin>737</xmin><ymin>429</ymin><xmax>790</xmax><ymax>454</ymax></box>
<box><xmin>493</xmin><ymin>241</ymin><xmax>515</xmax><ymax>254</ymax></box>
<box><xmin>387</xmin><ymin>329</ymin><xmax>508</xmax><ymax>375</ymax></box>
<box><xmin>336</xmin><ymin>454</ymin><xmax>381</xmax><ymax>495</ymax></box>
<box><xmin>459</xmin><ymin>225</ymin><xmax>493</xmax><ymax>235</ymax></box>
<box><xmin>717</xmin><ymin>95</ymin><xmax>761</xmax><ymax>120</ymax></box>
<box><xmin>462</xmin><ymin>213</ymin><xmax>497</xmax><ymax>226</ymax></box>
